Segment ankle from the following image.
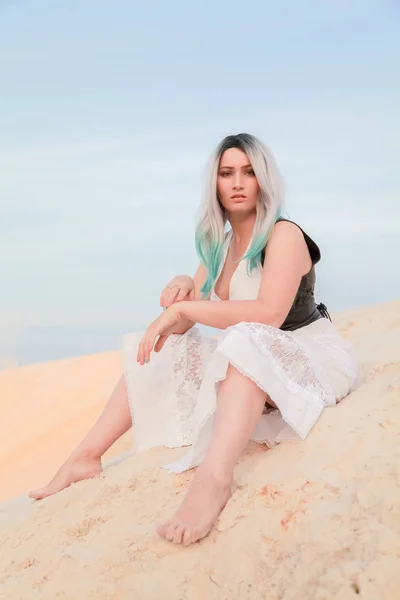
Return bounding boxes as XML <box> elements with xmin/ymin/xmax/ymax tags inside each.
<box><xmin>196</xmin><ymin>462</ymin><xmax>233</xmax><ymax>489</ymax></box>
<box><xmin>69</xmin><ymin>448</ymin><xmax>102</xmax><ymax>463</ymax></box>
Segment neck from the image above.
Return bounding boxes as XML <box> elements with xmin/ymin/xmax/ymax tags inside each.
<box><xmin>227</xmin><ymin>212</ymin><xmax>256</xmax><ymax>252</ymax></box>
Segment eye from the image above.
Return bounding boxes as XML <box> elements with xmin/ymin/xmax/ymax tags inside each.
<box><xmin>245</xmin><ymin>169</ymin><xmax>255</xmax><ymax>176</ymax></box>
<box><xmin>219</xmin><ymin>171</ymin><xmax>231</xmax><ymax>177</ymax></box>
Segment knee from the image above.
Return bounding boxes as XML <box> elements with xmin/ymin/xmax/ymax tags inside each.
<box><xmin>224</xmin><ymin>364</ymin><xmax>260</xmax><ymax>392</ymax></box>
<box><xmin>225</xmin><ymin>364</ymin><xmax>239</xmax><ymax>380</ymax></box>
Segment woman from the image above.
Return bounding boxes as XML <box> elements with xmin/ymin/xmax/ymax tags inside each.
<box><xmin>30</xmin><ymin>133</ymin><xmax>358</xmax><ymax>546</ymax></box>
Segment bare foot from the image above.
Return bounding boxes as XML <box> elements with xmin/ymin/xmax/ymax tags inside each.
<box><xmin>156</xmin><ymin>468</ymin><xmax>232</xmax><ymax>546</ymax></box>
<box><xmin>29</xmin><ymin>454</ymin><xmax>102</xmax><ymax>500</ymax></box>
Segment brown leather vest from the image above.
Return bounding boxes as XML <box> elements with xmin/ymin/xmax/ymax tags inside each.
<box><xmin>262</xmin><ymin>218</ymin><xmax>330</xmax><ymax>331</ymax></box>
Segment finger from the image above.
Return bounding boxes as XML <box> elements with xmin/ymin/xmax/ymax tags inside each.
<box><xmin>138</xmin><ymin>339</ymin><xmax>148</xmax><ymax>365</ymax></box>
<box><xmin>176</xmin><ymin>287</ymin><xmax>190</xmax><ymax>302</ymax></box>
<box><xmin>145</xmin><ymin>335</ymin><xmax>156</xmax><ymax>363</ymax></box>
<box><xmin>160</xmin><ymin>288</ymin><xmax>170</xmax><ymax>307</ymax></box>
<box><xmin>136</xmin><ymin>337</ymin><xmax>144</xmax><ymax>364</ymax></box>
<box><xmin>160</xmin><ymin>286</ymin><xmax>168</xmax><ymax>307</ymax></box>
<box><xmin>137</xmin><ymin>332</ymin><xmax>150</xmax><ymax>365</ymax></box>
<box><xmin>160</xmin><ymin>284</ymin><xmax>175</xmax><ymax>307</ymax></box>
<box><xmin>154</xmin><ymin>334</ymin><xmax>168</xmax><ymax>353</ymax></box>
<box><xmin>164</xmin><ymin>288</ymin><xmax>179</xmax><ymax>308</ymax></box>
<box><xmin>160</xmin><ymin>290</ymin><xmax>166</xmax><ymax>307</ymax></box>
<box><xmin>140</xmin><ymin>339</ymin><xmax>148</xmax><ymax>365</ymax></box>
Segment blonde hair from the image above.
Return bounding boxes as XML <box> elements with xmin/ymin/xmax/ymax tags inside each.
<box><xmin>195</xmin><ymin>133</ymin><xmax>284</xmax><ymax>295</ymax></box>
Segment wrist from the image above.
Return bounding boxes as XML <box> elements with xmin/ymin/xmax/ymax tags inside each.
<box><xmin>176</xmin><ymin>300</ymin><xmax>189</xmax><ymax>318</ymax></box>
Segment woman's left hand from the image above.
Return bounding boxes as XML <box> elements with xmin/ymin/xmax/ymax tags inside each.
<box><xmin>137</xmin><ymin>304</ymin><xmax>182</xmax><ymax>365</ymax></box>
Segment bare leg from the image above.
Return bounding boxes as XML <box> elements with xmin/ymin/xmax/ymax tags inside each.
<box><xmin>157</xmin><ymin>365</ymin><xmax>267</xmax><ymax>546</ymax></box>
<box><xmin>29</xmin><ymin>375</ymin><xmax>132</xmax><ymax>499</ymax></box>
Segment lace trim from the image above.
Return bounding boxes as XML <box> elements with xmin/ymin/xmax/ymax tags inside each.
<box><xmin>239</xmin><ymin>322</ymin><xmax>330</xmax><ymax>407</ymax></box>
<box><xmin>165</xmin><ymin>321</ymin><xmax>358</xmax><ymax>472</ymax></box>
<box><xmin>125</xmin><ymin>319</ymin><xmax>358</xmax><ymax>470</ymax></box>
<box><xmin>297</xmin><ymin>325</ymin><xmax>359</xmax><ymax>390</ymax></box>
<box><xmin>215</xmin><ymin>354</ymin><xmax>315</xmax><ymax>441</ymax></box>
<box><xmin>161</xmin><ymin>329</ymin><xmax>217</xmax><ymax>447</ymax></box>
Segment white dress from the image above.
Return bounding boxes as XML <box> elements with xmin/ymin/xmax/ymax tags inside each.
<box><xmin>123</xmin><ymin>234</ymin><xmax>358</xmax><ymax>473</ymax></box>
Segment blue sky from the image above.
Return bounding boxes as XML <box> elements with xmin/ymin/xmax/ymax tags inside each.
<box><xmin>0</xmin><ymin>1</ymin><xmax>399</xmax><ymax>363</ymax></box>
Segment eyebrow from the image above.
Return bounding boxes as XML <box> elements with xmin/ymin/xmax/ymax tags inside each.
<box><xmin>219</xmin><ymin>163</ymin><xmax>252</xmax><ymax>169</ymax></box>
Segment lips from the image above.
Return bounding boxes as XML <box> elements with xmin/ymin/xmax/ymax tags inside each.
<box><xmin>231</xmin><ymin>194</ymin><xmax>246</xmax><ymax>199</ymax></box>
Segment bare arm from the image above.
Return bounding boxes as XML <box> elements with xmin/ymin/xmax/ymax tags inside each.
<box><xmin>140</xmin><ymin>223</ymin><xmax>311</xmax><ymax>362</ymax></box>
<box><xmin>153</xmin><ymin>262</ymin><xmax>208</xmax><ymax>349</ymax></box>
<box><xmin>178</xmin><ymin>221</ymin><xmax>312</xmax><ymax>330</ymax></box>
<box><xmin>169</xmin><ymin>263</ymin><xmax>207</xmax><ymax>332</ymax></box>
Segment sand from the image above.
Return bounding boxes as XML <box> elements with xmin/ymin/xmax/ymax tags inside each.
<box><xmin>0</xmin><ymin>301</ymin><xmax>399</xmax><ymax>599</ymax></box>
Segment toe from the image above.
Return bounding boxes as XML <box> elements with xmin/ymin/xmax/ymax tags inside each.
<box><xmin>155</xmin><ymin>520</ymin><xmax>170</xmax><ymax>538</ymax></box>
<box><xmin>172</xmin><ymin>524</ymin><xmax>185</xmax><ymax>544</ymax></box>
<box><xmin>165</xmin><ymin>522</ymin><xmax>180</xmax><ymax>541</ymax></box>
<box><xmin>29</xmin><ymin>489</ymin><xmax>45</xmax><ymax>500</ymax></box>
<box><xmin>182</xmin><ymin>526</ymin><xmax>194</xmax><ymax>547</ymax></box>
<box><xmin>191</xmin><ymin>524</ymin><xmax>209</xmax><ymax>544</ymax></box>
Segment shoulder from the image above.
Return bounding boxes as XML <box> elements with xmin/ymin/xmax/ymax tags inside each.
<box><xmin>272</xmin><ymin>218</ymin><xmax>304</xmax><ymax>237</ymax></box>
<box><xmin>269</xmin><ymin>219</ymin><xmax>308</xmax><ymax>249</ymax></box>
<box><xmin>262</xmin><ymin>219</ymin><xmax>314</xmax><ymax>275</ymax></box>
<box><xmin>261</xmin><ymin>219</ymin><xmax>311</xmax><ymax>279</ymax></box>
<box><xmin>271</xmin><ymin>217</ymin><xmax>321</xmax><ymax>265</ymax></box>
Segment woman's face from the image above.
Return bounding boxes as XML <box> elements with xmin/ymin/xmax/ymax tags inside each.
<box><xmin>217</xmin><ymin>147</ymin><xmax>260</xmax><ymax>216</ymax></box>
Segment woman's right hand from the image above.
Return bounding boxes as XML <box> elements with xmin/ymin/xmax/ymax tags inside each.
<box><xmin>160</xmin><ymin>275</ymin><xmax>195</xmax><ymax>309</ymax></box>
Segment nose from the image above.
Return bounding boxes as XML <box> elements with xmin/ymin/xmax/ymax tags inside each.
<box><xmin>233</xmin><ymin>171</ymin><xmax>244</xmax><ymax>189</ymax></box>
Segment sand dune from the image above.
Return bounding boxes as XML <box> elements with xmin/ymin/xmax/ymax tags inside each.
<box><xmin>1</xmin><ymin>301</ymin><xmax>399</xmax><ymax>599</ymax></box>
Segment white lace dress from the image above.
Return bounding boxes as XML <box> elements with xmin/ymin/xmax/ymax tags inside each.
<box><xmin>123</xmin><ymin>239</ymin><xmax>358</xmax><ymax>473</ymax></box>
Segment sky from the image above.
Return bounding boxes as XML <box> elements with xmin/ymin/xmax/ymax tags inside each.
<box><xmin>0</xmin><ymin>0</ymin><xmax>399</xmax><ymax>365</ymax></box>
